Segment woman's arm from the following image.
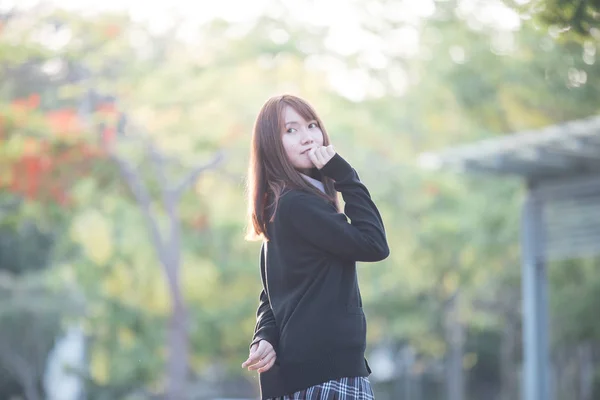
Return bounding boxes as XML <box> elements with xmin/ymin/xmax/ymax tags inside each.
<box><xmin>243</xmin><ymin>244</ymin><xmax>278</xmax><ymax>373</ymax></box>
<box><xmin>281</xmin><ymin>153</ymin><xmax>390</xmax><ymax>262</ymax></box>
<box><xmin>250</xmin><ymin>289</ymin><xmax>278</xmax><ymax>349</ymax></box>
<box><xmin>249</xmin><ymin>244</ymin><xmax>278</xmax><ymax>349</ymax></box>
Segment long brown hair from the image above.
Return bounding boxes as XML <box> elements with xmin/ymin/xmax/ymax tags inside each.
<box><xmin>245</xmin><ymin>94</ymin><xmax>339</xmax><ymax>241</ymax></box>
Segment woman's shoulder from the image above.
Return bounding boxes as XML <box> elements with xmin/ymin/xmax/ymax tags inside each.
<box><xmin>280</xmin><ymin>187</ymin><xmax>326</xmax><ymax>202</ymax></box>
<box><xmin>278</xmin><ymin>189</ymin><xmax>333</xmax><ymax>215</ymax></box>
<box><xmin>279</xmin><ymin>188</ymin><xmax>315</xmax><ymax>206</ymax></box>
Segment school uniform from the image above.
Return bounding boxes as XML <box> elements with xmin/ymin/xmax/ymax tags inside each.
<box><xmin>250</xmin><ymin>154</ymin><xmax>389</xmax><ymax>399</ymax></box>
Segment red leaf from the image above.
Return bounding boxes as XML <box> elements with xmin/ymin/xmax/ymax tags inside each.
<box><xmin>425</xmin><ymin>184</ymin><xmax>439</xmax><ymax>196</ymax></box>
<box><xmin>102</xmin><ymin>127</ymin><xmax>116</xmax><ymax>145</ymax></box>
<box><xmin>104</xmin><ymin>24</ymin><xmax>121</xmax><ymax>38</ymax></box>
<box><xmin>96</xmin><ymin>102</ymin><xmax>116</xmax><ymax>114</ymax></box>
<box><xmin>28</xmin><ymin>93</ymin><xmax>41</xmax><ymax>109</ymax></box>
<box><xmin>46</xmin><ymin>109</ymin><xmax>83</xmax><ymax>137</ymax></box>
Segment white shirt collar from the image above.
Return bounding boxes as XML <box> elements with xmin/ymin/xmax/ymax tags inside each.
<box><xmin>299</xmin><ymin>172</ymin><xmax>325</xmax><ymax>193</ymax></box>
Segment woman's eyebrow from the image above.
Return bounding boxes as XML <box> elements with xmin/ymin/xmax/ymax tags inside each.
<box><xmin>285</xmin><ymin>121</ymin><xmax>300</xmax><ymax>126</ymax></box>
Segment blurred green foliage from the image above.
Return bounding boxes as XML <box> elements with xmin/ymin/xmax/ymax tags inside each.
<box><xmin>1</xmin><ymin>0</ymin><xmax>599</xmax><ymax>399</ymax></box>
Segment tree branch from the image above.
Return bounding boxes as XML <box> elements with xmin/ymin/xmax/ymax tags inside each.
<box><xmin>0</xmin><ymin>339</ymin><xmax>42</xmax><ymax>400</ymax></box>
<box><xmin>572</xmin><ymin>0</ymin><xmax>589</xmax><ymax>34</ymax></box>
<box><xmin>172</xmin><ymin>151</ymin><xmax>225</xmax><ymax>198</ymax></box>
<box><xmin>109</xmin><ymin>151</ymin><xmax>167</xmax><ymax>262</ymax></box>
<box><xmin>146</xmin><ymin>140</ymin><xmax>172</xmax><ymax>208</ymax></box>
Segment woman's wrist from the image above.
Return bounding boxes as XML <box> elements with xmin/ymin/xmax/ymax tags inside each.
<box><xmin>320</xmin><ymin>153</ymin><xmax>354</xmax><ymax>181</ymax></box>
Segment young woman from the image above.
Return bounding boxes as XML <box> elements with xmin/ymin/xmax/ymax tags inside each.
<box><xmin>242</xmin><ymin>94</ymin><xmax>389</xmax><ymax>400</ymax></box>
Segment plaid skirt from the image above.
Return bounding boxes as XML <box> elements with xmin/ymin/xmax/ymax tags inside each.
<box><xmin>268</xmin><ymin>376</ymin><xmax>374</xmax><ymax>400</ymax></box>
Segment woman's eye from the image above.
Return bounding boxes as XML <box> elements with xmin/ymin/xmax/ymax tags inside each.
<box><xmin>286</xmin><ymin>128</ymin><xmax>297</xmax><ymax>133</ymax></box>
<box><xmin>308</xmin><ymin>123</ymin><xmax>318</xmax><ymax>129</ymax></box>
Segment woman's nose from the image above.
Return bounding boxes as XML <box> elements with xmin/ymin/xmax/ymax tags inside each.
<box><xmin>300</xmin><ymin>130</ymin><xmax>314</xmax><ymax>144</ymax></box>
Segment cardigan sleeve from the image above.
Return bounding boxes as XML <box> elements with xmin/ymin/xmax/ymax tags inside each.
<box><xmin>250</xmin><ymin>243</ymin><xmax>279</xmax><ymax>350</ymax></box>
<box><xmin>281</xmin><ymin>154</ymin><xmax>390</xmax><ymax>262</ymax></box>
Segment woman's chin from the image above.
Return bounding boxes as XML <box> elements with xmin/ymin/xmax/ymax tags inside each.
<box><xmin>295</xmin><ymin>166</ymin><xmax>314</xmax><ymax>174</ymax></box>
<box><xmin>294</xmin><ymin>161</ymin><xmax>315</xmax><ymax>171</ymax></box>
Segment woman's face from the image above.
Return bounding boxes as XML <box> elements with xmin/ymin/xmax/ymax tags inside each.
<box><xmin>280</xmin><ymin>105</ymin><xmax>324</xmax><ymax>174</ymax></box>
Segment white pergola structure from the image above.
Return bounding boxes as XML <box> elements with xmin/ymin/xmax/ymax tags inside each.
<box><xmin>419</xmin><ymin>115</ymin><xmax>600</xmax><ymax>400</ymax></box>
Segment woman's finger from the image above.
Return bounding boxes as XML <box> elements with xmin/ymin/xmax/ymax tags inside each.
<box><xmin>248</xmin><ymin>350</ymin><xmax>275</xmax><ymax>370</ymax></box>
<box><xmin>308</xmin><ymin>148</ymin><xmax>321</xmax><ymax>168</ymax></box>
<box><xmin>314</xmin><ymin>147</ymin><xmax>327</xmax><ymax>168</ymax></box>
<box><xmin>244</xmin><ymin>347</ymin><xmax>265</xmax><ymax>366</ymax></box>
<box><xmin>326</xmin><ymin>145</ymin><xmax>336</xmax><ymax>158</ymax></box>
<box><xmin>317</xmin><ymin>146</ymin><xmax>333</xmax><ymax>166</ymax></box>
<box><xmin>248</xmin><ymin>349</ymin><xmax>276</xmax><ymax>371</ymax></box>
<box><xmin>242</xmin><ymin>345</ymin><xmax>267</xmax><ymax>368</ymax></box>
<box><xmin>258</xmin><ymin>355</ymin><xmax>277</xmax><ymax>374</ymax></box>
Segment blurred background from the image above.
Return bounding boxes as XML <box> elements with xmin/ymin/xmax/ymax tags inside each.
<box><xmin>1</xmin><ymin>0</ymin><xmax>599</xmax><ymax>399</ymax></box>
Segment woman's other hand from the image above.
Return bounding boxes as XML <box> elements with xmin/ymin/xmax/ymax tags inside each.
<box><xmin>242</xmin><ymin>340</ymin><xmax>277</xmax><ymax>373</ymax></box>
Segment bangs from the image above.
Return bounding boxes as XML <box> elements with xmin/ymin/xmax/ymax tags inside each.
<box><xmin>280</xmin><ymin>97</ymin><xmax>319</xmax><ymax>125</ymax></box>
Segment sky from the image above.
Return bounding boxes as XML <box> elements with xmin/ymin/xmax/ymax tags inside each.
<box><xmin>6</xmin><ymin>0</ymin><xmax>520</xmax><ymax>40</ymax></box>
<box><xmin>3</xmin><ymin>0</ymin><xmax>522</xmax><ymax>101</ymax></box>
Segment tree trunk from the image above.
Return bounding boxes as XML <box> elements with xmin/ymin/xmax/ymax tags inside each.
<box><xmin>445</xmin><ymin>291</ymin><xmax>465</xmax><ymax>400</ymax></box>
<box><xmin>166</xmin><ymin>300</ymin><xmax>188</xmax><ymax>400</ymax></box>
<box><xmin>578</xmin><ymin>342</ymin><xmax>593</xmax><ymax>400</ymax></box>
<box><xmin>109</xmin><ymin>133</ymin><xmax>222</xmax><ymax>400</ymax></box>
<box><xmin>500</xmin><ymin>314</ymin><xmax>518</xmax><ymax>400</ymax></box>
<box><xmin>164</xmin><ymin>199</ymin><xmax>188</xmax><ymax>400</ymax></box>
<box><xmin>22</xmin><ymin>378</ymin><xmax>41</xmax><ymax>400</ymax></box>
<box><xmin>13</xmin><ymin>360</ymin><xmax>41</xmax><ymax>400</ymax></box>
<box><xmin>2</xmin><ymin>347</ymin><xmax>42</xmax><ymax>400</ymax></box>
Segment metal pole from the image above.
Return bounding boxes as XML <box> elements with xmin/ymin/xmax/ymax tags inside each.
<box><xmin>521</xmin><ymin>188</ymin><xmax>551</xmax><ymax>400</ymax></box>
